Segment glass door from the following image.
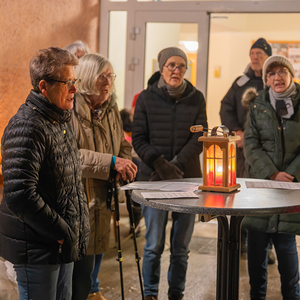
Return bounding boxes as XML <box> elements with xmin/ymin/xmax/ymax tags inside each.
<box><xmin>127</xmin><ymin>11</ymin><xmax>209</xmax><ymax>108</ymax></box>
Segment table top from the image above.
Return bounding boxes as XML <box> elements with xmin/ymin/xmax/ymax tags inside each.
<box><xmin>131</xmin><ymin>178</ymin><xmax>300</xmax><ymax>216</ymax></box>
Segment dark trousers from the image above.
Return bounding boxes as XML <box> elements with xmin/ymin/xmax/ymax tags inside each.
<box><xmin>72</xmin><ymin>255</ymin><xmax>94</xmax><ymax>300</ymax></box>
<box><xmin>247</xmin><ymin>230</ymin><xmax>300</xmax><ymax>300</ymax></box>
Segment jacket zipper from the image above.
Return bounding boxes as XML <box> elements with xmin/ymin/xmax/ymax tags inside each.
<box><xmin>280</xmin><ymin>118</ymin><xmax>285</xmax><ymax>170</ymax></box>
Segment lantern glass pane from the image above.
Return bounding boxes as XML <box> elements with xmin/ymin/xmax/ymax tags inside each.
<box><xmin>215</xmin><ymin>144</ymin><xmax>223</xmax><ymax>158</ymax></box>
<box><xmin>229</xmin><ymin>143</ymin><xmax>236</xmax><ymax>185</ymax></box>
<box><xmin>229</xmin><ymin>142</ymin><xmax>235</xmax><ymax>158</ymax></box>
<box><xmin>215</xmin><ymin>158</ymin><xmax>223</xmax><ymax>186</ymax></box>
<box><xmin>207</xmin><ymin>144</ymin><xmax>215</xmax><ymax>158</ymax></box>
<box><xmin>206</xmin><ymin>158</ymin><xmax>214</xmax><ymax>186</ymax></box>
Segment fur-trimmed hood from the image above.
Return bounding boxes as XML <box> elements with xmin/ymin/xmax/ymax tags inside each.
<box><xmin>241</xmin><ymin>87</ymin><xmax>259</xmax><ymax>111</ymax></box>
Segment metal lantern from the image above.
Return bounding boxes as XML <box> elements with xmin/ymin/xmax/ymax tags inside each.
<box><xmin>190</xmin><ymin>125</ymin><xmax>241</xmax><ymax>193</ymax></box>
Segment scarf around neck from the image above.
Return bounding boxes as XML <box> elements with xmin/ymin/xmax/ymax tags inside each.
<box><xmin>269</xmin><ymin>81</ymin><xmax>297</xmax><ymax>119</ymax></box>
<box><xmin>157</xmin><ymin>75</ymin><xmax>187</xmax><ymax>101</ymax></box>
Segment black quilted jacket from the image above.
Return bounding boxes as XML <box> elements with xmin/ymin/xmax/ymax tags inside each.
<box><xmin>220</xmin><ymin>66</ymin><xmax>264</xmax><ymax>132</ymax></box>
<box><xmin>132</xmin><ymin>71</ymin><xmax>208</xmax><ymax>180</ymax></box>
<box><xmin>0</xmin><ymin>91</ymin><xmax>90</xmax><ymax>264</ymax></box>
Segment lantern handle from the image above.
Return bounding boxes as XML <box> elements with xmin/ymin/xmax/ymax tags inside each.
<box><xmin>190</xmin><ymin>125</ymin><xmax>204</xmax><ymax>133</ymax></box>
<box><xmin>211</xmin><ymin>125</ymin><xmax>229</xmax><ymax>136</ymax></box>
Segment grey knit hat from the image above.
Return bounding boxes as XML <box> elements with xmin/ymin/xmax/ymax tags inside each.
<box><xmin>158</xmin><ymin>47</ymin><xmax>188</xmax><ymax>72</ymax></box>
<box><xmin>262</xmin><ymin>55</ymin><xmax>295</xmax><ymax>85</ymax></box>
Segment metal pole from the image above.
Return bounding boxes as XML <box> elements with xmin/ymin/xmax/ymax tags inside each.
<box><xmin>111</xmin><ymin>170</ymin><xmax>125</xmax><ymax>300</ymax></box>
<box><xmin>126</xmin><ymin>188</ymin><xmax>145</xmax><ymax>299</ymax></box>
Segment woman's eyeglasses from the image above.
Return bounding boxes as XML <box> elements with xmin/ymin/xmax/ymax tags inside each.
<box><xmin>164</xmin><ymin>63</ymin><xmax>187</xmax><ymax>73</ymax></box>
<box><xmin>98</xmin><ymin>73</ymin><xmax>117</xmax><ymax>82</ymax></box>
<box><xmin>267</xmin><ymin>69</ymin><xmax>289</xmax><ymax>80</ymax></box>
<box><xmin>51</xmin><ymin>78</ymin><xmax>81</xmax><ymax>89</ymax></box>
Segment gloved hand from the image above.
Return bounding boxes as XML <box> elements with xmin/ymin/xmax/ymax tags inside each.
<box><xmin>150</xmin><ymin>156</ymin><xmax>184</xmax><ymax>181</ymax></box>
<box><xmin>149</xmin><ymin>170</ymin><xmax>161</xmax><ymax>181</ymax></box>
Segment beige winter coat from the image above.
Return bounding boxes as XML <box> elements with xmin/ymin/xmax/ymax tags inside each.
<box><xmin>70</xmin><ymin>93</ymin><xmax>132</xmax><ymax>255</ymax></box>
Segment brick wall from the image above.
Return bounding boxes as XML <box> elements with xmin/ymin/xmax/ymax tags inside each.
<box><xmin>0</xmin><ymin>0</ymin><xmax>100</xmax><ymax>138</ymax></box>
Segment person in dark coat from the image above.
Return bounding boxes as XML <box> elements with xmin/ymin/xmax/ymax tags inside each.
<box><xmin>243</xmin><ymin>55</ymin><xmax>300</xmax><ymax>300</ymax></box>
<box><xmin>132</xmin><ymin>46</ymin><xmax>208</xmax><ymax>300</ymax></box>
<box><xmin>220</xmin><ymin>38</ymin><xmax>273</xmax><ymax>257</ymax></box>
<box><xmin>0</xmin><ymin>47</ymin><xmax>90</xmax><ymax>300</ymax></box>
<box><xmin>220</xmin><ymin>38</ymin><xmax>271</xmax><ymax>178</ymax></box>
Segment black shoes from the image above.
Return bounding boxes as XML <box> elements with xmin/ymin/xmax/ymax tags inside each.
<box><xmin>168</xmin><ymin>295</ymin><xmax>183</xmax><ymax>300</ymax></box>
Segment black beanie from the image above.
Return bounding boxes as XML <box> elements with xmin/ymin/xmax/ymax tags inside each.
<box><xmin>250</xmin><ymin>38</ymin><xmax>272</xmax><ymax>56</ymax></box>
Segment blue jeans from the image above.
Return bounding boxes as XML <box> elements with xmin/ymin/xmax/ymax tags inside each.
<box><xmin>90</xmin><ymin>253</ymin><xmax>104</xmax><ymax>293</ymax></box>
<box><xmin>247</xmin><ymin>230</ymin><xmax>300</xmax><ymax>300</ymax></box>
<box><xmin>14</xmin><ymin>263</ymin><xmax>74</xmax><ymax>300</ymax></box>
<box><xmin>142</xmin><ymin>206</ymin><xmax>195</xmax><ymax>298</ymax></box>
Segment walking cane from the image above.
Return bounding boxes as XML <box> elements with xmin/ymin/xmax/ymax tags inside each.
<box><xmin>125</xmin><ymin>187</ymin><xmax>145</xmax><ymax>300</ymax></box>
<box><xmin>108</xmin><ymin>170</ymin><xmax>125</xmax><ymax>300</ymax></box>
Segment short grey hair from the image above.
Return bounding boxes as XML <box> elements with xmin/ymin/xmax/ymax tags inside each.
<box><xmin>30</xmin><ymin>47</ymin><xmax>78</xmax><ymax>92</ymax></box>
<box><xmin>76</xmin><ymin>53</ymin><xmax>115</xmax><ymax>96</ymax></box>
<box><xmin>64</xmin><ymin>40</ymin><xmax>90</xmax><ymax>57</ymax></box>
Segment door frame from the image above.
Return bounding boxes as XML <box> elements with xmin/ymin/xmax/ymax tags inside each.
<box><xmin>131</xmin><ymin>11</ymin><xmax>209</xmax><ymax>102</ymax></box>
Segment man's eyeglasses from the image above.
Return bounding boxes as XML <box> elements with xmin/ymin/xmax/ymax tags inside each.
<box><xmin>98</xmin><ymin>73</ymin><xmax>117</xmax><ymax>82</ymax></box>
<box><xmin>51</xmin><ymin>78</ymin><xmax>81</xmax><ymax>89</ymax></box>
<box><xmin>164</xmin><ymin>63</ymin><xmax>187</xmax><ymax>73</ymax></box>
<box><xmin>267</xmin><ymin>69</ymin><xmax>289</xmax><ymax>80</ymax></box>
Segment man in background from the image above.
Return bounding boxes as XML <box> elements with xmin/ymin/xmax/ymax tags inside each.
<box><xmin>220</xmin><ymin>37</ymin><xmax>271</xmax><ymax>178</ymax></box>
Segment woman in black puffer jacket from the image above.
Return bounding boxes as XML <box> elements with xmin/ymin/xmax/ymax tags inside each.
<box><xmin>132</xmin><ymin>47</ymin><xmax>207</xmax><ymax>300</ymax></box>
<box><xmin>0</xmin><ymin>47</ymin><xmax>90</xmax><ymax>300</ymax></box>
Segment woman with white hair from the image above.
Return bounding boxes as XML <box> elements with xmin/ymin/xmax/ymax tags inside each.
<box><xmin>64</xmin><ymin>40</ymin><xmax>90</xmax><ymax>59</ymax></box>
<box><xmin>243</xmin><ymin>55</ymin><xmax>300</xmax><ymax>300</ymax></box>
<box><xmin>70</xmin><ymin>53</ymin><xmax>137</xmax><ymax>300</ymax></box>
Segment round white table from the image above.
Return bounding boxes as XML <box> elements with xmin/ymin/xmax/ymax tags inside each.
<box><xmin>131</xmin><ymin>178</ymin><xmax>300</xmax><ymax>300</ymax></box>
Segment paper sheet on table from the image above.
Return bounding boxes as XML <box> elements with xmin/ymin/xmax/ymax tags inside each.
<box><xmin>141</xmin><ymin>191</ymin><xmax>198</xmax><ymax>199</ymax></box>
<box><xmin>121</xmin><ymin>181</ymin><xmax>199</xmax><ymax>192</ymax></box>
<box><xmin>246</xmin><ymin>181</ymin><xmax>300</xmax><ymax>189</ymax></box>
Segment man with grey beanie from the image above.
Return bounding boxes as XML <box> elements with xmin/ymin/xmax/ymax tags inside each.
<box><xmin>132</xmin><ymin>46</ymin><xmax>207</xmax><ymax>300</ymax></box>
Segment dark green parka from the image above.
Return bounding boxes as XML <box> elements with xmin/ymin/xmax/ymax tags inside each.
<box><xmin>243</xmin><ymin>83</ymin><xmax>300</xmax><ymax>234</ymax></box>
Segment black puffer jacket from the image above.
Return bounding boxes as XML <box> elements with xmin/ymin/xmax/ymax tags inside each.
<box><xmin>220</xmin><ymin>66</ymin><xmax>264</xmax><ymax>132</ymax></box>
<box><xmin>0</xmin><ymin>91</ymin><xmax>90</xmax><ymax>264</ymax></box>
<box><xmin>132</xmin><ymin>71</ymin><xmax>208</xmax><ymax>180</ymax></box>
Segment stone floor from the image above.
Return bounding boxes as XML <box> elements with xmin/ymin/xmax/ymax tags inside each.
<box><xmin>1</xmin><ymin>209</ymin><xmax>299</xmax><ymax>300</ymax></box>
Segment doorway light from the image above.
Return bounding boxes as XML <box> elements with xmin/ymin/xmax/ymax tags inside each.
<box><xmin>179</xmin><ymin>41</ymin><xmax>198</xmax><ymax>52</ymax></box>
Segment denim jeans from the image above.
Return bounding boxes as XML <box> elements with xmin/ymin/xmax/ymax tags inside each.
<box><xmin>247</xmin><ymin>230</ymin><xmax>300</xmax><ymax>300</ymax></box>
<box><xmin>14</xmin><ymin>262</ymin><xmax>74</xmax><ymax>300</ymax></box>
<box><xmin>90</xmin><ymin>253</ymin><xmax>104</xmax><ymax>293</ymax></box>
<box><xmin>142</xmin><ymin>206</ymin><xmax>195</xmax><ymax>298</ymax></box>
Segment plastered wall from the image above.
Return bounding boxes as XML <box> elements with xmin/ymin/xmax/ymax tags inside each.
<box><xmin>0</xmin><ymin>0</ymin><xmax>100</xmax><ymax>139</ymax></box>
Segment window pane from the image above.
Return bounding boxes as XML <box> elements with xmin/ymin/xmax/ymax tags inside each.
<box><xmin>207</xmin><ymin>13</ymin><xmax>300</xmax><ymax>129</ymax></box>
<box><xmin>144</xmin><ymin>22</ymin><xmax>198</xmax><ymax>88</ymax></box>
<box><xmin>108</xmin><ymin>11</ymin><xmax>127</xmax><ymax>109</ymax></box>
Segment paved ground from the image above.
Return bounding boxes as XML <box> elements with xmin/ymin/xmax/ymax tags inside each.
<box><xmin>0</xmin><ymin>207</ymin><xmax>298</xmax><ymax>300</ymax></box>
